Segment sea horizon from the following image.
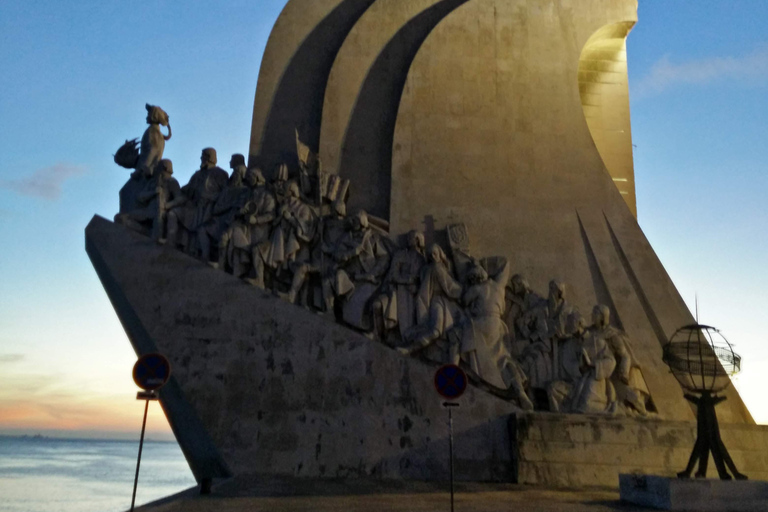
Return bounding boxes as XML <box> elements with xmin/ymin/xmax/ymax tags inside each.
<box><xmin>0</xmin><ymin>429</ymin><xmax>178</xmax><ymax>443</ymax></box>
<box><xmin>0</xmin><ymin>434</ymin><xmax>195</xmax><ymax>512</ymax></box>
<box><xmin>0</xmin><ymin>433</ymin><xmax>178</xmax><ymax>443</ymax></box>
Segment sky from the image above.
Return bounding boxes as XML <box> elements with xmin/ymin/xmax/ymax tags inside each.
<box><xmin>0</xmin><ymin>0</ymin><xmax>766</xmax><ymax>441</ymax></box>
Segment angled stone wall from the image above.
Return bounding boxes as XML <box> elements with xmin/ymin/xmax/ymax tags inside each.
<box><xmin>86</xmin><ymin>216</ymin><xmax>519</xmax><ymax>482</ymax></box>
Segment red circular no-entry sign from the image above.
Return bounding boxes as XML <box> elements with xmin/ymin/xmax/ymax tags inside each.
<box><xmin>434</xmin><ymin>364</ymin><xmax>467</xmax><ymax>400</ymax></box>
<box><xmin>132</xmin><ymin>353</ymin><xmax>171</xmax><ymax>391</ymax></box>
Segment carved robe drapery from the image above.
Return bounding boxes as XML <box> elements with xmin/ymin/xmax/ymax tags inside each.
<box><xmin>265</xmin><ymin>197</ymin><xmax>316</xmax><ymax>269</ymax></box>
<box><xmin>175</xmin><ymin>166</ymin><xmax>229</xmax><ymax>231</ymax></box>
<box><xmin>226</xmin><ymin>187</ymin><xmax>276</xmax><ymax>274</ymax></box>
<box><xmin>459</xmin><ymin>260</ymin><xmax>517</xmax><ymax>390</ymax></box>
<box><xmin>378</xmin><ymin>248</ymin><xmax>426</xmax><ymax>337</ymax></box>
<box><xmin>570</xmin><ymin>332</ymin><xmax>617</xmax><ymax>414</ymax></box>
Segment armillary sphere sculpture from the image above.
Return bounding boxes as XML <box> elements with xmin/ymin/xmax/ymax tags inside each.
<box><xmin>663</xmin><ymin>324</ymin><xmax>747</xmax><ymax>480</ymax></box>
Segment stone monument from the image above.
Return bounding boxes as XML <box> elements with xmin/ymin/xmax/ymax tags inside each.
<box><xmin>87</xmin><ymin>0</ymin><xmax>768</xmax><ymax>491</ymax></box>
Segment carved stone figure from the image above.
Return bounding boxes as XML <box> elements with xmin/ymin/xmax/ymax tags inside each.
<box><xmin>548</xmin><ymin>310</ymin><xmax>617</xmax><ymax>413</ymax></box>
<box><xmin>519</xmin><ymin>280</ymin><xmax>571</xmax><ymax>395</ymax></box>
<box><xmin>372</xmin><ymin>230</ymin><xmax>426</xmax><ymax>341</ymax></box>
<box><xmin>590</xmin><ymin>305</ymin><xmax>652</xmax><ymax>416</ymax></box>
<box><xmin>199</xmin><ymin>154</ymin><xmax>250</xmax><ymax>266</ymax></box>
<box><xmin>547</xmin><ymin>311</ymin><xmax>586</xmax><ymax>411</ymax></box>
<box><xmin>167</xmin><ymin>148</ymin><xmax>229</xmax><ymax>255</ymax></box>
<box><xmin>271</xmin><ymin>163</ymin><xmax>291</xmax><ymax>204</ymax></box>
<box><xmin>287</xmin><ymin>200</ymin><xmax>348</xmax><ymax>307</ymax></box>
<box><xmin>328</xmin><ymin>211</ymin><xmax>391</xmax><ymax>330</ymax></box>
<box><xmin>399</xmin><ymin>244</ymin><xmax>463</xmax><ymax>359</ymax></box>
<box><xmin>245</xmin><ymin>169</ymin><xmax>278</xmax><ymax>288</ymax></box>
<box><xmin>137</xmin><ymin>105</ymin><xmax>172</xmax><ymax>177</ymax></box>
<box><xmin>453</xmin><ymin>259</ymin><xmax>532</xmax><ymax>409</ymax></box>
<box><xmin>569</xmin><ymin>307</ymin><xmax>619</xmax><ymax>414</ymax></box>
<box><xmin>518</xmin><ymin>315</ymin><xmax>552</xmax><ymax>393</ymax></box>
<box><xmin>265</xmin><ymin>181</ymin><xmax>317</xmax><ymax>272</ymax></box>
<box><xmin>545</xmin><ymin>280</ymin><xmax>571</xmax><ymax>340</ymax></box>
<box><xmin>117</xmin><ymin>104</ymin><xmax>172</xmax><ymax>213</ymax></box>
<box><xmin>115</xmin><ymin>159</ymin><xmax>184</xmax><ymax>242</ymax></box>
<box><xmin>219</xmin><ymin>167</ymin><xmax>276</xmax><ymax>285</ymax></box>
<box><xmin>503</xmin><ymin>274</ymin><xmax>543</xmax><ymax>358</ymax></box>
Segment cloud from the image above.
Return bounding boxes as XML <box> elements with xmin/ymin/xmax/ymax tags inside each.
<box><xmin>633</xmin><ymin>46</ymin><xmax>768</xmax><ymax>98</ymax></box>
<box><xmin>0</xmin><ymin>163</ymin><xmax>87</xmax><ymax>200</ymax></box>
<box><xmin>0</xmin><ymin>354</ymin><xmax>24</xmax><ymax>364</ymax></box>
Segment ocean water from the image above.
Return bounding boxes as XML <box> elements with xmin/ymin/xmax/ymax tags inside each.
<box><xmin>0</xmin><ymin>436</ymin><xmax>196</xmax><ymax>512</ymax></box>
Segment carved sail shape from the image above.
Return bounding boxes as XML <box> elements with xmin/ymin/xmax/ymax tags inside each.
<box><xmin>578</xmin><ymin>21</ymin><xmax>638</xmax><ymax>217</ymax></box>
<box><xmin>250</xmin><ymin>0</ymin><xmax>377</xmax><ymax>177</ymax></box>
<box><xmin>318</xmin><ymin>0</ymin><xmax>475</xmax><ymax>202</ymax></box>
<box><xmin>337</xmin><ymin>0</ymin><xmax>472</xmax><ymax>220</ymax></box>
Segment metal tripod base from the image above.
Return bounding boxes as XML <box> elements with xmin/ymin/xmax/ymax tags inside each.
<box><xmin>677</xmin><ymin>392</ymin><xmax>748</xmax><ymax>481</ymax></box>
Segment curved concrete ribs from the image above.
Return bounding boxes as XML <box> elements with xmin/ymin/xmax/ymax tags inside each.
<box><xmin>338</xmin><ymin>0</ymin><xmax>471</xmax><ymax>221</ymax></box>
<box><xmin>250</xmin><ymin>0</ymin><xmax>376</xmax><ymax>177</ymax></box>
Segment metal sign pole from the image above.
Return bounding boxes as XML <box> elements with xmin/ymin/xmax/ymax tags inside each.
<box><xmin>130</xmin><ymin>354</ymin><xmax>170</xmax><ymax>512</ymax></box>
<box><xmin>449</xmin><ymin>405</ymin><xmax>455</xmax><ymax>512</ymax></box>
<box><xmin>444</xmin><ymin>401</ymin><xmax>459</xmax><ymax>512</ymax></box>
<box><xmin>130</xmin><ymin>395</ymin><xmax>151</xmax><ymax>512</ymax></box>
<box><xmin>434</xmin><ymin>365</ymin><xmax>466</xmax><ymax>512</ymax></box>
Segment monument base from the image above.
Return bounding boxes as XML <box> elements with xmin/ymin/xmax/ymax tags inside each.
<box><xmin>510</xmin><ymin>414</ymin><xmax>768</xmax><ymax>488</ymax></box>
<box><xmin>619</xmin><ymin>474</ymin><xmax>768</xmax><ymax>511</ymax></box>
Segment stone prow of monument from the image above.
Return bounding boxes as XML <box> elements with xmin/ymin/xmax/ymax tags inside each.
<box><xmin>86</xmin><ymin>215</ymin><xmax>519</xmax><ymax>482</ymax></box>
<box><xmin>90</xmin><ymin>0</ymin><xmax>768</xmax><ymax>490</ymax></box>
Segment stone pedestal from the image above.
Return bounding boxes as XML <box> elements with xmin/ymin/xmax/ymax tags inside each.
<box><xmin>619</xmin><ymin>474</ymin><xmax>768</xmax><ymax>511</ymax></box>
<box><xmin>510</xmin><ymin>414</ymin><xmax>768</xmax><ymax>488</ymax></box>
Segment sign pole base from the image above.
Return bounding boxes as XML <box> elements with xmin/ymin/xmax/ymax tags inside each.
<box><xmin>130</xmin><ymin>390</ymin><xmax>158</xmax><ymax>512</ymax></box>
<box><xmin>130</xmin><ymin>397</ymin><xmax>150</xmax><ymax>512</ymax></box>
<box><xmin>444</xmin><ymin>401</ymin><xmax>459</xmax><ymax>512</ymax></box>
<box><xmin>449</xmin><ymin>405</ymin><xmax>454</xmax><ymax>512</ymax></box>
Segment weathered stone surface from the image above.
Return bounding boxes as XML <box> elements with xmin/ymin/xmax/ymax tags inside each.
<box><xmin>98</xmin><ymin>0</ymin><xmax>762</xmax><ymax>492</ymax></box>
<box><xmin>511</xmin><ymin>414</ymin><xmax>768</xmax><ymax>488</ymax></box>
<box><xmin>279</xmin><ymin>0</ymin><xmax>752</xmax><ymax>423</ymax></box>
<box><xmin>620</xmin><ymin>474</ymin><xmax>768</xmax><ymax>511</ymax></box>
<box><xmin>86</xmin><ymin>215</ymin><xmax>519</xmax><ymax>482</ymax></box>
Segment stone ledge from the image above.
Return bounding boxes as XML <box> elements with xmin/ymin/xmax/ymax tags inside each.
<box><xmin>511</xmin><ymin>414</ymin><xmax>768</xmax><ymax>488</ymax></box>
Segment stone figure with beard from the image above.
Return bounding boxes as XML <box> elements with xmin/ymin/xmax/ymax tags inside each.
<box><xmin>167</xmin><ymin>148</ymin><xmax>228</xmax><ymax>255</ymax></box>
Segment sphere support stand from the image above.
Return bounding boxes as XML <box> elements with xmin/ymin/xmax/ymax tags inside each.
<box><xmin>677</xmin><ymin>392</ymin><xmax>747</xmax><ymax>481</ymax></box>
